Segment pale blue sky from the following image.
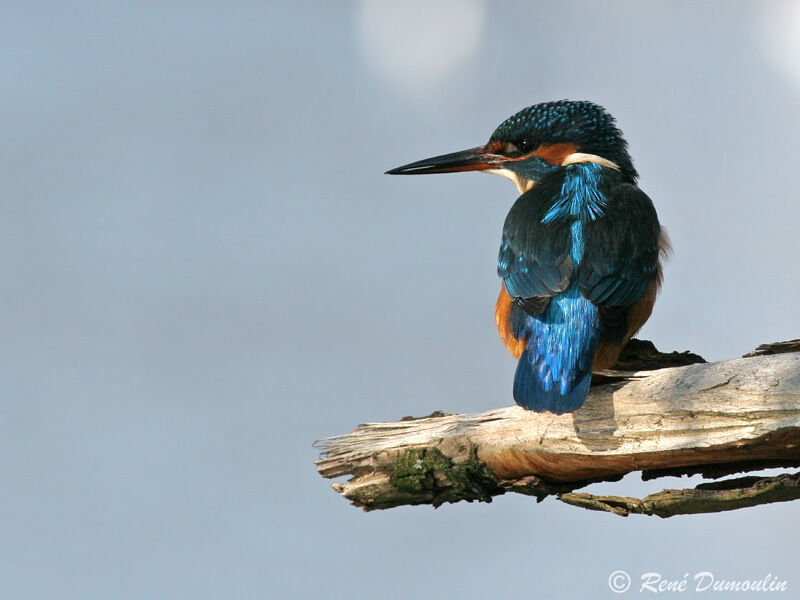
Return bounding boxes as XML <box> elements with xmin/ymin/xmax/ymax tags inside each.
<box><xmin>2</xmin><ymin>2</ymin><xmax>800</xmax><ymax>598</ymax></box>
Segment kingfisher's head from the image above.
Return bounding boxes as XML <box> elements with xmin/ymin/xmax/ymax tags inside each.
<box><xmin>387</xmin><ymin>100</ymin><xmax>637</xmax><ymax>193</ymax></box>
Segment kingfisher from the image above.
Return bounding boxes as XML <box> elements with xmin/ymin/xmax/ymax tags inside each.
<box><xmin>387</xmin><ymin>100</ymin><xmax>667</xmax><ymax>414</ymax></box>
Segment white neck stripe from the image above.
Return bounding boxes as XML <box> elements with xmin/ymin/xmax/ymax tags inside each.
<box><xmin>561</xmin><ymin>153</ymin><xmax>620</xmax><ymax>171</ymax></box>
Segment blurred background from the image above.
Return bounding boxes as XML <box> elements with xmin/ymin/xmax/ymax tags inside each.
<box><xmin>2</xmin><ymin>1</ymin><xmax>800</xmax><ymax>598</ymax></box>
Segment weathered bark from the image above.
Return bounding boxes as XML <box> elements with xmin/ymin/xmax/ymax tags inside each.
<box><xmin>315</xmin><ymin>346</ymin><xmax>800</xmax><ymax>516</ymax></box>
<box><xmin>559</xmin><ymin>472</ymin><xmax>800</xmax><ymax>517</ymax></box>
<box><xmin>743</xmin><ymin>339</ymin><xmax>800</xmax><ymax>358</ymax></box>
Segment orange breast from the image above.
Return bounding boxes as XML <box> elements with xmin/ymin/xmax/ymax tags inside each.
<box><xmin>495</xmin><ymin>285</ymin><xmax>527</xmax><ymax>358</ymax></box>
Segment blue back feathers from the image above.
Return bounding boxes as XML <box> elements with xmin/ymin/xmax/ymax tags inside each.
<box><xmin>509</xmin><ymin>163</ymin><xmax>607</xmax><ymax>413</ymax></box>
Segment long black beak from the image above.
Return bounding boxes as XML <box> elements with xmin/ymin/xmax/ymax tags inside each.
<box><xmin>386</xmin><ymin>145</ymin><xmax>503</xmax><ymax>175</ymax></box>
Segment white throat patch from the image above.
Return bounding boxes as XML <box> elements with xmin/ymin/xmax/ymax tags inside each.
<box><xmin>485</xmin><ymin>168</ymin><xmax>533</xmax><ymax>194</ymax></box>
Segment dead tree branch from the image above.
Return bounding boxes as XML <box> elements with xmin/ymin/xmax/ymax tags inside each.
<box><xmin>315</xmin><ymin>343</ymin><xmax>800</xmax><ymax>517</ymax></box>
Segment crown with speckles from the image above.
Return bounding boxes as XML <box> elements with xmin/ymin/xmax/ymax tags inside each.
<box><xmin>488</xmin><ymin>100</ymin><xmax>637</xmax><ymax>180</ymax></box>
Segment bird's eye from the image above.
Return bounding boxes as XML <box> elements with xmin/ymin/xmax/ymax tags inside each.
<box><xmin>517</xmin><ymin>139</ymin><xmax>531</xmax><ymax>153</ymax></box>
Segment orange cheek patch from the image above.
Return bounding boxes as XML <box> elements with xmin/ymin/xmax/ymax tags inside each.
<box><xmin>495</xmin><ymin>285</ymin><xmax>527</xmax><ymax>359</ymax></box>
<box><xmin>487</xmin><ymin>141</ymin><xmax>506</xmax><ymax>153</ymax></box>
<box><xmin>533</xmin><ymin>142</ymin><xmax>578</xmax><ymax>165</ymax></box>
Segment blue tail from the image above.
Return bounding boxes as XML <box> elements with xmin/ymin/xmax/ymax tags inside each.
<box><xmin>513</xmin><ymin>348</ymin><xmax>593</xmax><ymax>413</ymax></box>
<box><xmin>512</xmin><ymin>284</ymin><xmax>599</xmax><ymax>414</ymax></box>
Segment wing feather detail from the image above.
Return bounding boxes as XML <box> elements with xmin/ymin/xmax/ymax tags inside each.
<box><xmin>497</xmin><ymin>177</ymin><xmax>573</xmax><ymax>316</ymax></box>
